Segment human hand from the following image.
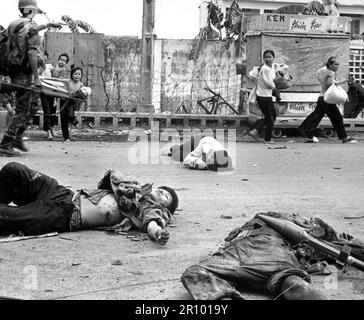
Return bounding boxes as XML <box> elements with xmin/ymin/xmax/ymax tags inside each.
<box><xmin>339</xmin><ymin>232</ymin><xmax>354</xmax><ymax>241</ymax></box>
<box><xmin>194</xmin><ymin>159</ymin><xmax>207</xmax><ymax>170</ymax></box>
<box><xmin>155</xmin><ymin>229</ymin><xmax>170</xmax><ymax>245</ymax></box>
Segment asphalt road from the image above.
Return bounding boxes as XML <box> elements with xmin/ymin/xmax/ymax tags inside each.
<box><xmin>0</xmin><ymin>139</ymin><xmax>364</xmax><ymax>300</ymax></box>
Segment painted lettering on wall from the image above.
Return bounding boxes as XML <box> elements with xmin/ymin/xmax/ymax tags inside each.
<box><xmin>288</xmin><ymin>102</ymin><xmax>317</xmax><ymax>113</ymax></box>
<box><xmin>310</xmin><ymin>18</ymin><xmax>322</xmax><ymax>30</ymax></box>
<box><xmin>290</xmin><ymin>19</ymin><xmax>307</xmax><ymax>31</ymax></box>
<box><xmin>266</xmin><ymin>15</ymin><xmax>285</xmax><ymax>23</ymax></box>
<box><xmin>289</xmin><ymin>17</ymin><xmax>327</xmax><ymax>33</ymax></box>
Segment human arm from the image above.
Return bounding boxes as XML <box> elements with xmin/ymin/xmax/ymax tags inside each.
<box><xmin>4</xmin><ymin>102</ymin><xmax>14</xmax><ymax>115</ymax></box>
<box><xmin>335</xmin><ymin>78</ymin><xmax>348</xmax><ymax>85</ymax></box>
<box><xmin>137</xmin><ymin>196</ymin><xmax>173</xmax><ymax>244</ymax></box>
<box><xmin>325</xmin><ymin>70</ymin><xmax>336</xmax><ymax>86</ymax></box>
<box><xmin>147</xmin><ymin>220</ymin><xmax>170</xmax><ymax>245</ymax></box>
<box><xmin>29</xmin><ymin>23</ymin><xmax>62</xmax><ymax>34</ymax></box>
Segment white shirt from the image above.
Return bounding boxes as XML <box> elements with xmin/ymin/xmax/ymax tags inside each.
<box><xmin>183</xmin><ymin>136</ymin><xmax>227</xmax><ymax>170</ymax></box>
<box><xmin>256</xmin><ymin>64</ymin><xmax>276</xmax><ymax>97</ymax></box>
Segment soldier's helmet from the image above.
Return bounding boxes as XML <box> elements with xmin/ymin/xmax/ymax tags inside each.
<box><xmin>18</xmin><ymin>0</ymin><xmax>43</xmax><ymax>13</ymax></box>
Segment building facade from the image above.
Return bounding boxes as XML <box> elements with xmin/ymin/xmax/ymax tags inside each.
<box><xmin>199</xmin><ymin>0</ymin><xmax>364</xmax><ymax>37</ymax></box>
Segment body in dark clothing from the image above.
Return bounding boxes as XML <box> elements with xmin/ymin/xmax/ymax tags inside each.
<box><xmin>181</xmin><ymin>211</ymin><xmax>364</xmax><ymax>300</ymax></box>
<box><xmin>0</xmin><ymin>162</ymin><xmax>74</xmax><ymax>235</ymax></box>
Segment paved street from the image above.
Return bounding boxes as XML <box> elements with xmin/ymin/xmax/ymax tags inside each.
<box><xmin>0</xmin><ymin>139</ymin><xmax>364</xmax><ymax>300</ymax></box>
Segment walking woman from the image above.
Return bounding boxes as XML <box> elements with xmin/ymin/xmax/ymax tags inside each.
<box><xmin>299</xmin><ymin>56</ymin><xmax>357</xmax><ymax>143</ymax></box>
<box><xmin>248</xmin><ymin>50</ymin><xmax>277</xmax><ymax>144</ymax></box>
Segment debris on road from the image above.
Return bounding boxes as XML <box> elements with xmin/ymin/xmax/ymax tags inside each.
<box><xmin>344</xmin><ymin>216</ymin><xmax>364</xmax><ymax>220</ymax></box>
<box><xmin>0</xmin><ymin>232</ymin><xmax>58</xmax><ymax>243</ymax></box>
<box><xmin>268</xmin><ymin>146</ymin><xmax>288</xmax><ymax>150</ymax></box>
<box><xmin>127</xmin><ymin>234</ymin><xmax>149</xmax><ymax>242</ymax></box>
<box><xmin>111</xmin><ymin>260</ymin><xmax>123</xmax><ymax>266</ymax></box>
<box><xmin>220</xmin><ymin>215</ymin><xmax>233</xmax><ymax>220</ymax></box>
<box><xmin>175</xmin><ymin>188</ymin><xmax>189</xmax><ymax>191</ymax></box>
<box><xmin>59</xmin><ymin>237</ymin><xmax>76</xmax><ymax>241</ymax></box>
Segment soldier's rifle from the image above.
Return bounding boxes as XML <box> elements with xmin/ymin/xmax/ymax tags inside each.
<box><xmin>257</xmin><ymin>214</ymin><xmax>364</xmax><ymax>272</ymax></box>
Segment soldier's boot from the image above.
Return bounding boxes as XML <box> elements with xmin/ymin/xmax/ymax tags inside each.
<box><xmin>0</xmin><ymin>136</ymin><xmax>21</xmax><ymax>157</ymax></box>
<box><xmin>10</xmin><ymin>138</ymin><xmax>29</xmax><ymax>152</ymax></box>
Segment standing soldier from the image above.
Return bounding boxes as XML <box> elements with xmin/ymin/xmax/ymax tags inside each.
<box><xmin>0</xmin><ymin>0</ymin><xmax>61</xmax><ymax>156</ymax></box>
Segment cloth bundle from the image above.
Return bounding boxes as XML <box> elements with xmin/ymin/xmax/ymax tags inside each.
<box><xmin>324</xmin><ymin>83</ymin><xmax>348</xmax><ymax>104</ymax></box>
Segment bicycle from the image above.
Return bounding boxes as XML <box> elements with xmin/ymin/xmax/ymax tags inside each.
<box><xmin>175</xmin><ymin>99</ymin><xmax>193</xmax><ymax>114</ymax></box>
<box><xmin>197</xmin><ymin>87</ymin><xmax>240</xmax><ymax>115</ymax></box>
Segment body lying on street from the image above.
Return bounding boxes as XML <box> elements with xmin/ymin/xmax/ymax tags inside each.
<box><xmin>0</xmin><ymin>162</ymin><xmax>179</xmax><ymax>245</ymax></box>
<box><xmin>181</xmin><ymin>211</ymin><xmax>364</xmax><ymax>300</ymax></box>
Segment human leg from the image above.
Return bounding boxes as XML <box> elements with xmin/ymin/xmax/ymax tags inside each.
<box><xmin>181</xmin><ymin>264</ymin><xmax>245</xmax><ymax>300</ymax></box>
<box><xmin>0</xmin><ymin>162</ymin><xmax>60</xmax><ymax>205</ymax></box>
<box><xmin>256</xmin><ymin>96</ymin><xmax>276</xmax><ymax>142</ymax></box>
<box><xmin>0</xmin><ymin>88</ymin><xmax>33</xmax><ymax>155</ymax></box>
<box><xmin>323</xmin><ymin>102</ymin><xmax>347</xmax><ymax>140</ymax></box>
<box><xmin>299</xmin><ymin>97</ymin><xmax>326</xmax><ymax>140</ymax></box>
<box><xmin>281</xmin><ymin>275</ymin><xmax>328</xmax><ymax>300</ymax></box>
<box><xmin>0</xmin><ymin>194</ymin><xmax>74</xmax><ymax>236</ymax></box>
<box><xmin>60</xmin><ymin>101</ymin><xmax>70</xmax><ymax>141</ymax></box>
<box><xmin>4</xmin><ymin>74</ymin><xmax>36</xmax><ymax>152</ymax></box>
<box><xmin>170</xmin><ymin>134</ymin><xmax>205</xmax><ymax>162</ymax></box>
<box><xmin>41</xmin><ymin>94</ymin><xmax>56</xmax><ymax>139</ymax></box>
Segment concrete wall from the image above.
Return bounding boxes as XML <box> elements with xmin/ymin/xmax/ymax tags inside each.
<box><xmin>45</xmin><ymin>33</ymin><xmax>244</xmax><ymax>115</ymax></box>
<box><xmin>103</xmin><ymin>36</ymin><xmax>142</xmax><ymax>112</ymax></box>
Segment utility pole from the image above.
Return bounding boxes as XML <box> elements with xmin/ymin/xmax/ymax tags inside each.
<box><xmin>138</xmin><ymin>0</ymin><xmax>155</xmax><ymax>113</ymax></box>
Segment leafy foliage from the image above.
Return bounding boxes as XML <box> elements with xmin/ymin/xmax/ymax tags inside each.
<box><xmin>61</xmin><ymin>15</ymin><xmax>97</xmax><ymax>34</ymax></box>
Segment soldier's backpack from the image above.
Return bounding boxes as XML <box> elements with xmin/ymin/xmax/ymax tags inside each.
<box><xmin>0</xmin><ymin>27</ymin><xmax>10</xmax><ymax>75</ymax></box>
<box><xmin>0</xmin><ymin>20</ymin><xmax>30</xmax><ymax>76</ymax></box>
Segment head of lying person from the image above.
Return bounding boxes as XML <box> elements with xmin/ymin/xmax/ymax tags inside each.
<box><xmin>204</xmin><ymin>150</ymin><xmax>231</xmax><ymax>171</ymax></box>
<box><xmin>149</xmin><ymin>186</ymin><xmax>179</xmax><ymax>214</ymax></box>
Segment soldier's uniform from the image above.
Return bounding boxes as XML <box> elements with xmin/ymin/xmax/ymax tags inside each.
<box><xmin>0</xmin><ymin>0</ymin><xmax>44</xmax><ymax>156</ymax></box>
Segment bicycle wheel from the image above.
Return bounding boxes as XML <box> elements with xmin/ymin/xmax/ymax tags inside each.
<box><xmin>215</xmin><ymin>102</ymin><xmax>238</xmax><ymax>115</ymax></box>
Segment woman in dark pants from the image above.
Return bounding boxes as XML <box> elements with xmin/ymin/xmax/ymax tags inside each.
<box><xmin>248</xmin><ymin>50</ymin><xmax>277</xmax><ymax>144</ymax></box>
<box><xmin>299</xmin><ymin>56</ymin><xmax>357</xmax><ymax>143</ymax></box>
<box><xmin>41</xmin><ymin>93</ymin><xmax>58</xmax><ymax>140</ymax></box>
<box><xmin>0</xmin><ymin>162</ymin><xmax>74</xmax><ymax>235</ymax></box>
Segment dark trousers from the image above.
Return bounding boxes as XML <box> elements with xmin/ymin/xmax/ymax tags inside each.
<box><xmin>41</xmin><ymin>94</ymin><xmax>57</xmax><ymax>131</ymax></box>
<box><xmin>299</xmin><ymin>97</ymin><xmax>347</xmax><ymax>140</ymax></box>
<box><xmin>0</xmin><ymin>162</ymin><xmax>74</xmax><ymax>235</ymax></box>
<box><xmin>60</xmin><ymin>99</ymin><xmax>75</xmax><ymax>140</ymax></box>
<box><xmin>170</xmin><ymin>134</ymin><xmax>205</xmax><ymax>162</ymax></box>
<box><xmin>253</xmin><ymin>96</ymin><xmax>276</xmax><ymax>141</ymax></box>
<box><xmin>5</xmin><ymin>76</ymin><xmax>33</xmax><ymax>140</ymax></box>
